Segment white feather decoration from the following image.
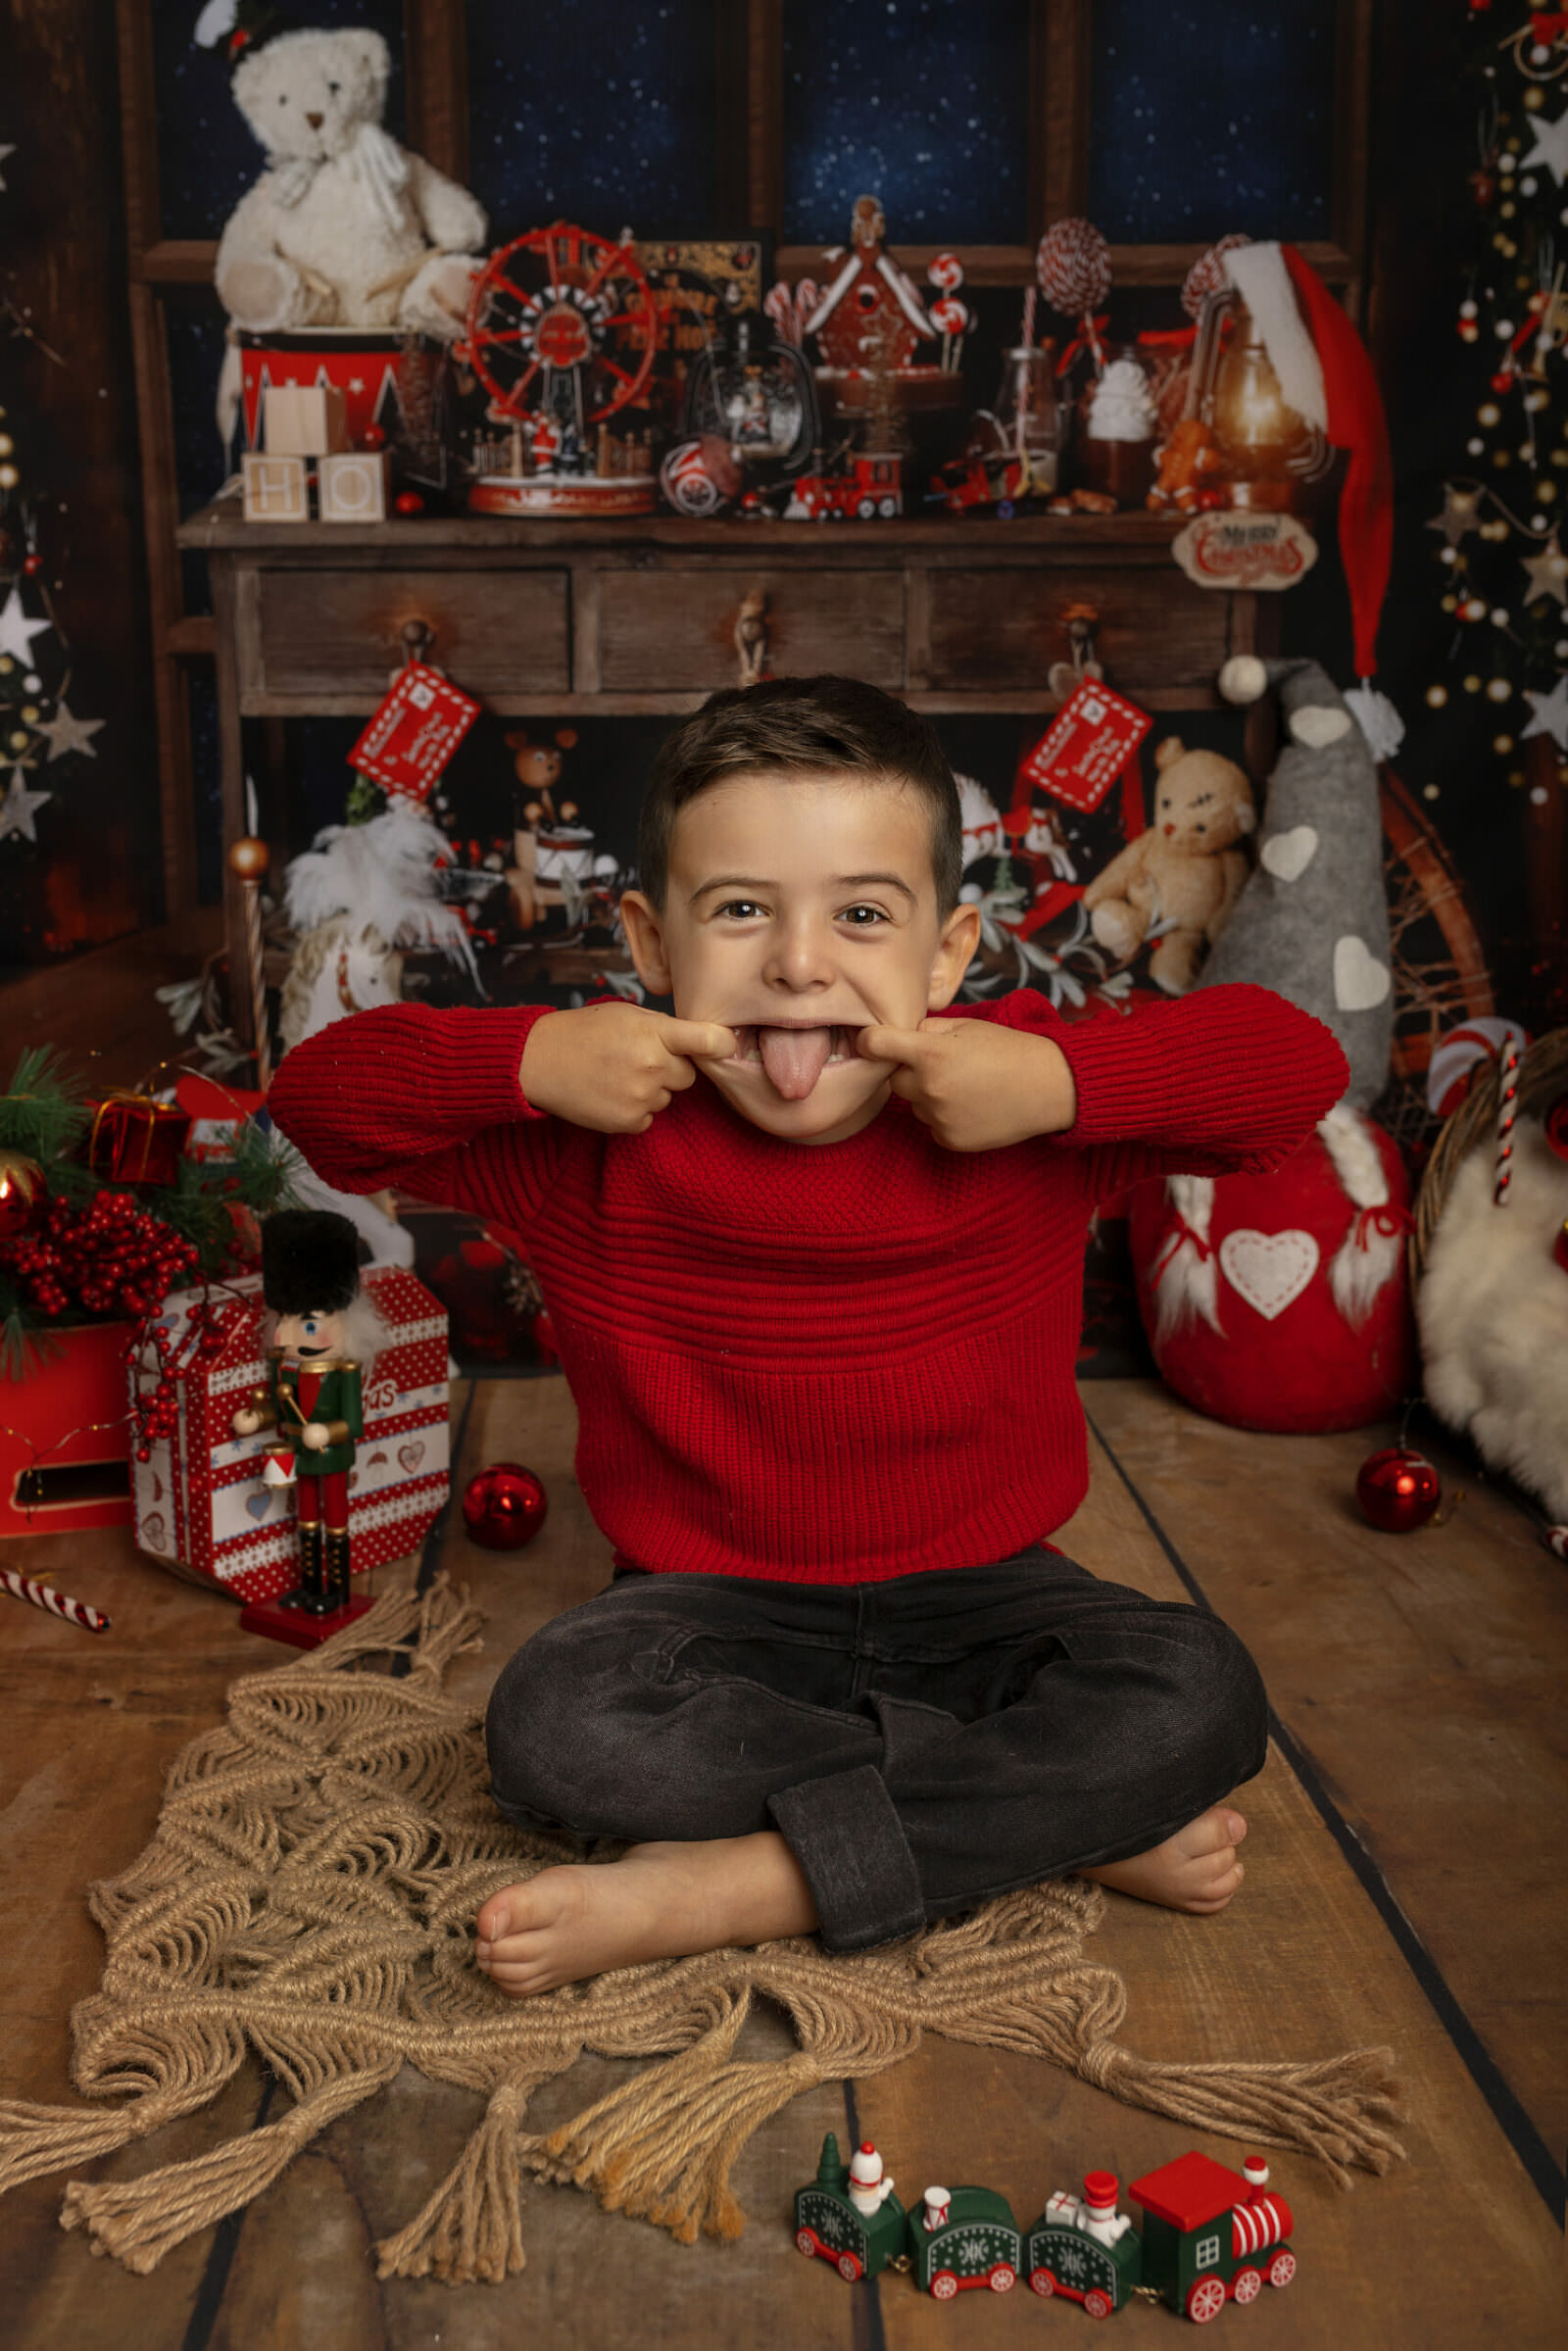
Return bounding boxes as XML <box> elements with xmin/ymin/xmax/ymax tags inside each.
<box><xmin>1152</xmin><ymin>1173</ymin><xmax>1223</xmax><ymax>1345</ymax></box>
<box><xmin>1318</xmin><ymin>1102</ymin><xmax>1400</xmax><ymax>1328</ymax></box>
<box><xmin>284</xmin><ymin>810</ymin><xmax>478</xmax><ymax>985</ymax></box>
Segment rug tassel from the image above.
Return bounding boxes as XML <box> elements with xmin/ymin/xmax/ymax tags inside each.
<box><xmin>1078</xmin><ymin>2038</ymin><xmax>1406</xmax><ymax>2188</ymax></box>
<box><xmin>532</xmin><ymin>2045</ymin><xmax>828</xmax><ymax>2245</ymax></box>
<box><xmin>373</xmin><ymin>2066</ymin><xmax>565</xmax><ymax>2284</ymax></box>
<box><xmin>0</xmin><ymin>2098</ymin><xmax>171</xmax><ymax>2195</ymax></box>
<box><xmin>58</xmin><ymin>2057</ymin><xmax>400</xmax><ymax>2275</ymax></box>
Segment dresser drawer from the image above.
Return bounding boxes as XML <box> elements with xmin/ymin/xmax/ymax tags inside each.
<box><xmin>924</xmin><ymin>565</ymin><xmax>1232</xmax><ymax>694</ymax></box>
<box><xmin>597</xmin><ymin>567</ymin><xmax>905</xmax><ymax>692</ymax></box>
<box><xmin>247</xmin><ymin>567</ymin><xmax>570</xmax><ymax>700</ymax></box>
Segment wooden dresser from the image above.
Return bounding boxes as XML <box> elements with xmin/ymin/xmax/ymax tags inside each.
<box><xmin>177</xmin><ymin>497</ymin><xmax>1277</xmax><ymax>1041</ymax></box>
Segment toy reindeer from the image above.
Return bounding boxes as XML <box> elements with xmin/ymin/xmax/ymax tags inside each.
<box><xmin>231</xmin><ymin>1210</ymin><xmax>385</xmax><ymax>1620</ymax></box>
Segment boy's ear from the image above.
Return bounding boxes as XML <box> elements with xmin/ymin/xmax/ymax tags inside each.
<box><xmin>617</xmin><ymin>890</ymin><xmax>674</xmax><ymax>997</ymax></box>
<box><xmin>927</xmin><ymin>901</ymin><xmax>983</xmax><ymax>1010</ymax></box>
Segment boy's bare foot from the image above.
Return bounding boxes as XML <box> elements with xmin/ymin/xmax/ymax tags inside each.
<box><xmin>474</xmin><ymin>1830</ymin><xmax>819</xmax><ymax>1997</ymax></box>
<box><xmin>1079</xmin><ymin>1805</ymin><xmax>1248</xmax><ymax>1915</ymax></box>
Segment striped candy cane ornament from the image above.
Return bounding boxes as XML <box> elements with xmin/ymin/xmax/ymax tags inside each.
<box><xmin>0</xmin><ymin>1568</ymin><xmax>111</xmax><ymax>1634</ymax></box>
<box><xmin>1493</xmin><ymin>1032</ymin><xmax>1522</xmax><ymax>1204</ymax></box>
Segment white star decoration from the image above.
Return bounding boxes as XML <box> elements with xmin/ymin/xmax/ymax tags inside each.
<box><xmin>1427</xmin><ymin>484</ymin><xmax>1482</xmax><ymax>549</ymax></box>
<box><xmin>1520</xmin><ymin>535</ymin><xmax>1568</xmax><ymax>608</ymax></box>
<box><xmin>36</xmin><ymin>699</ymin><xmax>104</xmax><ymax>761</ymax></box>
<box><xmin>0</xmin><ymin>767</ymin><xmax>52</xmax><ymax>843</ymax></box>
<box><xmin>1520</xmin><ymin>106</ymin><xmax>1568</xmax><ymax>189</ymax></box>
<box><xmin>0</xmin><ymin>588</ymin><xmax>53</xmax><ymax>665</ymax></box>
<box><xmin>1521</xmin><ymin>673</ymin><xmax>1568</xmax><ymax>753</ymax></box>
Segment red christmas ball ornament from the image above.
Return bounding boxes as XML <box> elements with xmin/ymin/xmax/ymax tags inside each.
<box><xmin>1356</xmin><ymin>1445</ymin><xmax>1442</xmax><ymax>1534</ymax></box>
<box><xmin>1490</xmin><ymin>370</ymin><xmax>1513</xmax><ymax>394</ymax></box>
<box><xmin>362</xmin><ymin>422</ymin><xmax>387</xmax><ymax>450</ymax></box>
<box><xmin>394</xmin><ymin>489</ymin><xmax>424</xmax><ymax>515</ymax></box>
<box><xmin>462</xmin><ymin>1462</ymin><xmax>548</xmax><ymax>1551</ymax></box>
<box><xmin>23</xmin><ymin>552</ymin><xmax>44</xmax><ymax>576</ymax></box>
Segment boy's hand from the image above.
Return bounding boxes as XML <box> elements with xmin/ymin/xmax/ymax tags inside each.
<box><xmin>520</xmin><ymin>1003</ymin><xmax>737</xmax><ymax>1134</ymax></box>
<box><xmin>857</xmin><ymin>1018</ymin><xmax>1076</xmax><ymax>1151</ymax></box>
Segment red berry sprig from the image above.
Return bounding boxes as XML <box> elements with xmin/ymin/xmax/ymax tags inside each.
<box><xmin>124</xmin><ymin>1295</ymin><xmax>233</xmax><ymax>1462</ymax></box>
<box><xmin>1</xmin><ymin>1191</ymin><xmax>201</xmax><ymax>1324</ymax></box>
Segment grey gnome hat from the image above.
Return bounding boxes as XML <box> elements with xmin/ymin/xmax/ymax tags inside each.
<box><xmin>1201</xmin><ymin>656</ymin><xmax>1392</xmax><ymax>1109</ymax></box>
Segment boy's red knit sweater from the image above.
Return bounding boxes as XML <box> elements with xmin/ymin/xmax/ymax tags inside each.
<box><xmin>268</xmin><ymin>984</ymin><xmax>1347</xmax><ymax>1585</ymax></box>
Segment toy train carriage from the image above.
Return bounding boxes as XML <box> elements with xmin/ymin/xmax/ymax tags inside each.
<box><xmin>783</xmin><ymin>454</ymin><xmax>903</xmax><ymax>520</ymax></box>
<box><xmin>1025</xmin><ymin>2171</ymin><xmax>1143</xmax><ymax>2317</ymax></box>
<box><xmin>794</xmin><ymin>2135</ymin><xmax>906</xmax><ymax>2280</ymax></box>
<box><xmin>1129</xmin><ymin>2151</ymin><xmax>1297</xmax><ymax>2323</ymax></box>
<box><xmin>908</xmin><ymin>2184</ymin><xmax>1022</xmax><ymax>2298</ymax></box>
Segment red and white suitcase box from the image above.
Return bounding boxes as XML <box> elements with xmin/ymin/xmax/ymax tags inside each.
<box><xmin>131</xmin><ymin>1267</ymin><xmax>450</xmax><ymax>1605</ymax></box>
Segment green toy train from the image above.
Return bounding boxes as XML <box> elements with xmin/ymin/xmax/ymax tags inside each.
<box><xmin>793</xmin><ymin>2134</ymin><xmax>1298</xmax><ymax>2322</ymax></box>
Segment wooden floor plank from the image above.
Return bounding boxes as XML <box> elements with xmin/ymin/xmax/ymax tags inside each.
<box><xmin>857</xmin><ymin>1435</ymin><xmax>1563</xmax><ymax>2349</ymax></box>
<box><xmin>3</xmin><ymin>1373</ymin><xmax>1561</xmax><ymax>2348</ymax></box>
<box><xmin>1082</xmin><ymin>1379</ymin><xmax>1568</xmax><ymax>2161</ymax></box>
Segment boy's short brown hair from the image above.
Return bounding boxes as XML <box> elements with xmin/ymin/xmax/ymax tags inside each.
<box><xmin>637</xmin><ymin>675</ymin><xmax>963</xmax><ymax>916</ymax></box>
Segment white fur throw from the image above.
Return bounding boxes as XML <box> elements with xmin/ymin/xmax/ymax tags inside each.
<box><xmin>1418</xmin><ymin>1117</ymin><xmax>1568</xmax><ymax>1522</ymax></box>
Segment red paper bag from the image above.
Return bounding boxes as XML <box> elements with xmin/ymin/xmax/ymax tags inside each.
<box><xmin>347</xmin><ymin>663</ymin><xmax>481</xmax><ymax>804</ymax></box>
<box><xmin>1018</xmin><ymin>681</ymin><xmax>1152</xmax><ymax>815</ymax></box>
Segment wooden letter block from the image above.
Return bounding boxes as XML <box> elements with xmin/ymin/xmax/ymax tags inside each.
<box><xmin>318</xmin><ymin>450</ymin><xmax>390</xmax><ymax>523</ymax></box>
<box><xmin>263</xmin><ymin>382</ymin><xmax>348</xmax><ymax>457</ymax></box>
<box><xmin>241</xmin><ymin>452</ymin><xmax>310</xmax><ymax>523</ymax></box>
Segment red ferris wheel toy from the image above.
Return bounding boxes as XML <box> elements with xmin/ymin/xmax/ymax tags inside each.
<box><xmin>458</xmin><ymin>221</ymin><xmax>662</xmax><ymax>508</ymax></box>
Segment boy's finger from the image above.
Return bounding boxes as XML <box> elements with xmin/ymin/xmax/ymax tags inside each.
<box><xmin>856</xmin><ymin>1023</ymin><xmax>926</xmax><ymax>1066</ymax></box>
<box><xmin>657</xmin><ymin>1018</ymin><xmax>739</xmax><ymax>1061</ymax></box>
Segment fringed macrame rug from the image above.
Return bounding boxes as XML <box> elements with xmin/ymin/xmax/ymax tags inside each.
<box><xmin>0</xmin><ymin>1578</ymin><xmax>1405</xmax><ymax>2285</ymax></box>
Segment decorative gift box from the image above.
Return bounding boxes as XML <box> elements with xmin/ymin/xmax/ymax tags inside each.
<box><xmin>85</xmin><ymin>1093</ymin><xmax>192</xmax><ymax>1187</ymax></box>
<box><xmin>1</xmin><ymin>1320</ymin><xmax>135</xmax><ymax>1540</ymax></box>
<box><xmin>130</xmin><ymin>1266</ymin><xmax>450</xmax><ymax>1603</ymax></box>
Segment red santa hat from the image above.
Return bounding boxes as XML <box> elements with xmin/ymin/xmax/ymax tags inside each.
<box><xmin>1222</xmin><ymin>241</ymin><xmax>1393</xmax><ymax>681</ymax></box>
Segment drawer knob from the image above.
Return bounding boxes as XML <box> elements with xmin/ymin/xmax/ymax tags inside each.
<box><xmin>734</xmin><ymin>588</ymin><xmax>769</xmax><ymax>688</ymax></box>
<box><xmin>402</xmin><ymin>617</ymin><xmax>436</xmax><ymax>664</ymax></box>
<box><xmin>1049</xmin><ymin>599</ymin><xmax>1103</xmax><ymax>703</ymax></box>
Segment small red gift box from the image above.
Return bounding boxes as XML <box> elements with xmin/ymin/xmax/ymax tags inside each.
<box><xmin>1018</xmin><ymin>681</ymin><xmax>1152</xmax><ymax>815</ymax></box>
<box><xmin>85</xmin><ymin>1093</ymin><xmax>192</xmax><ymax>1187</ymax></box>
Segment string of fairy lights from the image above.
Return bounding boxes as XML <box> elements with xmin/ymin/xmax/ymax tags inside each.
<box><xmin>1427</xmin><ymin>11</ymin><xmax>1568</xmax><ymax>800</ymax></box>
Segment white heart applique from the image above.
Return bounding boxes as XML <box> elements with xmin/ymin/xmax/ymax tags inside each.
<box><xmin>1334</xmin><ymin>935</ymin><xmax>1392</xmax><ymax>1012</ymax></box>
<box><xmin>1218</xmin><ymin>1228</ymin><xmax>1319</xmax><ymax>1321</ymax></box>
<box><xmin>1260</xmin><ymin>824</ymin><xmax>1318</xmax><ymax>883</ymax></box>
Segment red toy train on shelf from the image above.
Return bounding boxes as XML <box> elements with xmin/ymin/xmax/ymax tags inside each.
<box><xmin>793</xmin><ymin>2135</ymin><xmax>1296</xmax><ymax>2323</ymax></box>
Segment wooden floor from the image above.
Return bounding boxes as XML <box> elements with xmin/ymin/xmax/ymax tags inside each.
<box><xmin>1</xmin><ymin>1374</ymin><xmax>1563</xmax><ymax>2350</ymax></box>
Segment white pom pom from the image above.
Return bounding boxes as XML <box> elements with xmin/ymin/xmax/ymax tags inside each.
<box><xmin>1218</xmin><ymin>656</ymin><xmax>1268</xmax><ymax>706</ymax></box>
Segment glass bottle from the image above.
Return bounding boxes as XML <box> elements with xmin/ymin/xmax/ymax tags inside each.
<box><xmin>993</xmin><ymin>343</ymin><xmax>1060</xmax><ymax>491</ymax></box>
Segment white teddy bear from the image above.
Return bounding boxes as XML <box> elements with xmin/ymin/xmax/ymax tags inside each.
<box><xmin>208</xmin><ymin>17</ymin><xmax>487</xmax><ymax>341</ymax></box>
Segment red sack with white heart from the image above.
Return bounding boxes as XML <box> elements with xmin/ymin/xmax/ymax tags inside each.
<box><xmin>1127</xmin><ymin>1110</ymin><xmax>1416</xmax><ymax>1433</ymax></box>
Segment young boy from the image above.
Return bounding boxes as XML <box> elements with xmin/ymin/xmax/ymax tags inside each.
<box><xmin>269</xmin><ymin>675</ymin><xmax>1347</xmax><ymax>1998</ymax></box>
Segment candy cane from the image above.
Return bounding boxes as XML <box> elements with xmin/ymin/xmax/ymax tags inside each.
<box><xmin>1494</xmin><ymin>1031</ymin><xmax>1522</xmax><ymax>1203</ymax></box>
<box><xmin>1</xmin><ymin>1567</ymin><xmax>111</xmax><ymax>1634</ymax></box>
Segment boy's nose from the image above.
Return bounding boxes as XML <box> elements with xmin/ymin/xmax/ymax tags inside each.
<box><xmin>762</xmin><ymin>923</ymin><xmax>837</xmax><ymax>992</ymax></box>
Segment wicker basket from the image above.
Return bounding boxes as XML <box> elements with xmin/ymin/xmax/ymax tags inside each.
<box><xmin>1411</xmin><ymin>1027</ymin><xmax>1568</xmax><ymax>1283</ymax></box>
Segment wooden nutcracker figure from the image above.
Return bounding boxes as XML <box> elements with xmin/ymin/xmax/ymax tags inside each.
<box><xmin>231</xmin><ymin>1210</ymin><xmax>384</xmax><ymax>1634</ymax></box>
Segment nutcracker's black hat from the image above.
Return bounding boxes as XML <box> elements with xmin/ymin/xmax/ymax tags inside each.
<box><xmin>261</xmin><ymin>1210</ymin><xmax>361</xmax><ymax>1315</ymax></box>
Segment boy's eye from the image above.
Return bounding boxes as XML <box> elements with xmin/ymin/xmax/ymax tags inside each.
<box><xmin>715</xmin><ymin>899</ymin><xmax>763</xmax><ymax>920</ymax></box>
<box><xmin>841</xmin><ymin>904</ymin><xmax>888</xmax><ymax>926</ymax></box>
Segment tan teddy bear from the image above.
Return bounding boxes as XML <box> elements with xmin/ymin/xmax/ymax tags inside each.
<box><xmin>1081</xmin><ymin>738</ymin><xmax>1255</xmax><ymax>993</ymax></box>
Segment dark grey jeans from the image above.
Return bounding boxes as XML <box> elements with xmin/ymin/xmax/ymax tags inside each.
<box><xmin>484</xmin><ymin>1549</ymin><xmax>1268</xmax><ymax>1953</ymax></box>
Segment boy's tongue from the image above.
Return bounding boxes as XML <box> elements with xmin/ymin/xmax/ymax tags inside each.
<box><xmin>758</xmin><ymin>1025</ymin><xmax>836</xmax><ymax>1101</ymax></box>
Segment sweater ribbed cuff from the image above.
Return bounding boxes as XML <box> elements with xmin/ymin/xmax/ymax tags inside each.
<box><xmin>461</xmin><ymin>1004</ymin><xmax>559</xmax><ymax>1122</ymax></box>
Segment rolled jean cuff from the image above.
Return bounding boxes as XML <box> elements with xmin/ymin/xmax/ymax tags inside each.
<box><xmin>768</xmin><ymin>1764</ymin><xmax>926</xmax><ymax>1952</ymax></box>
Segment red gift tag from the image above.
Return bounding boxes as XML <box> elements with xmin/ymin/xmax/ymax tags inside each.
<box><xmin>347</xmin><ymin>663</ymin><xmax>481</xmax><ymax>804</ymax></box>
<box><xmin>1018</xmin><ymin>680</ymin><xmax>1152</xmax><ymax>815</ymax></box>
